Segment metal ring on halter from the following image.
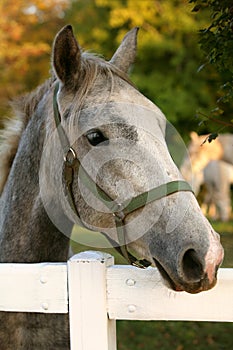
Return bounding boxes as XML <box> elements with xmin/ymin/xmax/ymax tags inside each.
<box><xmin>113</xmin><ymin>203</ymin><xmax>125</xmax><ymax>220</ymax></box>
<box><xmin>64</xmin><ymin>147</ymin><xmax>77</xmax><ymax>164</ymax></box>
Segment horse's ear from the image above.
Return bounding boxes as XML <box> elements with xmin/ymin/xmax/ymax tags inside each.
<box><xmin>110</xmin><ymin>27</ymin><xmax>139</xmax><ymax>73</ymax></box>
<box><xmin>190</xmin><ymin>131</ymin><xmax>198</xmax><ymax>141</ymax></box>
<box><xmin>52</xmin><ymin>25</ymin><xmax>81</xmax><ymax>87</ymax></box>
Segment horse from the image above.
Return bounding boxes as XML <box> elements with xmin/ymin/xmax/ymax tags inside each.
<box><xmin>190</xmin><ymin>160</ymin><xmax>233</xmax><ymax>221</ymax></box>
<box><xmin>0</xmin><ymin>25</ymin><xmax>224</xmax><ymax>349</ymax></box>
<box><xmin>181</xmin><ymin>131</ymin><xmax>233</xmax><ymax>175</ymax></box>
<box><xmin>180</xmin><ymin>131</ymin><xmax>233</xmax><ymax>221</ymax></box>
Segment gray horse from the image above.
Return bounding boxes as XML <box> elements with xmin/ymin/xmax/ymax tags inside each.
<box><xmin>0</xmin><ymin>26</ymin><xmax>223</xmax><ymax>349</ymax></box>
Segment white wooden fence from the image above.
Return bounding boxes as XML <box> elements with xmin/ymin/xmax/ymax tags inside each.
<box><xmin>0</xmin><ymin>251</ymin><xmax>232</xmax><ymax>350</ymax></box>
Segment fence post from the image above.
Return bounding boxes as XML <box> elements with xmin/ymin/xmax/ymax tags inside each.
<box><xmin>68</xmin><ymin>251</ymin><xmax>116</xmax><ymax>350</ymax></box>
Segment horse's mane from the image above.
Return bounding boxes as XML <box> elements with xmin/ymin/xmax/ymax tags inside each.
<box><xmin>0</xmin><ymin>52</ymin><xmax>133</xmax><ymax>194</ymax></box>
<box><xmin>0</xmin><ymin>78</ymin><xmax>54</xmax><ymax>194</ymax></box>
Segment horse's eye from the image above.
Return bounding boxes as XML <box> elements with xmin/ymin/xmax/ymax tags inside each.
<box><xmin>86</xmin><ymin>130</ymin><xmax>109</xmax><ymax>146</ymax></box>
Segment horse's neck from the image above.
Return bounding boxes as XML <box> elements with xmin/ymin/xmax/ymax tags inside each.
<box><xmin>0</xmin><ymin>107</ymin><xmax>70</xmax><ymax>263</ymax></box>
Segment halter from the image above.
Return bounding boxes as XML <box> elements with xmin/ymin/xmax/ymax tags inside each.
<box><xmin>53</xmin><ymin>83</ymin><xmax>193</xmax><ymax>268</ymax></box>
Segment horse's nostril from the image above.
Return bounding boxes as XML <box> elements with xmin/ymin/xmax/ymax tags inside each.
<box><xmin>182</xmin><ymin>249</ymin><xmax>204</xmax><ymax>282</ymax></box>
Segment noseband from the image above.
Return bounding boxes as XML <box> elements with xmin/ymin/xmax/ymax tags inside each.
<box><xmin>53</xmin><ymin>83</ymin><xmax>193</xmax><ymax>268</ymax></box>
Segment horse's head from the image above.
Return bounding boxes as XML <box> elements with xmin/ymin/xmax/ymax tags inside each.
<box><xmin>43</xmin><ymin>25</ymin><xmax>223</xmax><ymax>294</ymax></box>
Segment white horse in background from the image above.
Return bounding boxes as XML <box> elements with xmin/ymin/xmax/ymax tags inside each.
<box><xmin>191</xmin><ymin>160</ymin><xmax>233</xmax><ymax>221</ymax></box>
<box><xmin>184</xmin><ymin>131</ymin><xmax>233</xmax><ymax>171</ymax></box>
<box><xmin>181</xmin><ymin>132</ymin><xmax>233</xmax><ymax>221</ymax></box>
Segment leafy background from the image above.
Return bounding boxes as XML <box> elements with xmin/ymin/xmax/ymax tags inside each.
<box><xmin>1</xmin><ymin>0</ymin><xmax>233</xmax><ymax>137</ymax></box>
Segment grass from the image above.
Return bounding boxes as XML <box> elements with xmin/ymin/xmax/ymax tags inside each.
<box><xmin>211</xmin><ymin>219</ymin><xmax>233</xmax><ymax>268</ymax></box>
<box><xmin>71</xmin><ymin>219</ymin><xmax>233</xmax><ymax>350</ymax></box>
<box><xmin>117</xmin><ymin>320</ymin><xmax>233</xmax><ymax>350</ymax></box>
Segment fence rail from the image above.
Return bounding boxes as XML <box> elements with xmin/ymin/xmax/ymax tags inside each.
<box><xmin>0</xmin><ymin>251</ymin><xmax>232</xmax><ymax>350</ymax></box>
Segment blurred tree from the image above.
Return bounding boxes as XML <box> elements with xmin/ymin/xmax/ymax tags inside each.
<box><xmin>0</xmin><ymin>0</ymin><xmax>68</xmax><ymax>121</ymax></box>
<box><xmin>1</xmin><ymin>0</ymin><xmax>232</xmax><ymax>136</ymax></box>
<box><xmin>65</xmin><ymin>0</ymin><xmax>230</xmax><ymax>136</ymax></box>
<box><xmin>190</xmin><ymin>0</ymin><xmax>233</xmax><ymax>128</ymax></box>
<box><xmin>64</xmin><ymin>0</ymin><xmax>115</xmax><ymax>55</ymax></box>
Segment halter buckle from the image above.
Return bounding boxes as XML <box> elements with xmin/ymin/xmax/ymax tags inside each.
<box><xmin>64</xmin><ymin>147</ymin><xmax>77</xmax><ymax>164</ymax></box>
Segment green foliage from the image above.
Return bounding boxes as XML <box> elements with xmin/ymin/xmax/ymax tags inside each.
<box><xmin>191</xmin><ymin>0</ymin><xmax>233</xmax><ymax>73</ymax></box>
<box><xmin>0</xmin><ymin>0</ymin><xmax>68</xmax><ymax>124</ymax></box>
<box><xmin>117</xmin><ymin>320</ymin><xmax>233</xmax><ymax>350</ymax></box>
<box><xmin>66</xmin><ymin>0</ymin><xmax>226</xmax><ymax>135</ymax></box>
<box><xmin>1</xmin><ymin>0</ymin><xmax>232</xmax><ymax>135</ymax></box>
<box><xmin>190</xmin><ymin>0</ymin><xmax>233</xmax><ymax>122</ymax></box>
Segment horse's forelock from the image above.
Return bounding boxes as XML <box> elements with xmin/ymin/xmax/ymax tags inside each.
<box><xmin>64</xmin><ymin>52</ymin><xmax>136</xmax><ymax>135</ymax></box>
<box><xmin>73</xmin><ymin>52</ymin><xmax>134</xmax><ymax>104</ymax></box>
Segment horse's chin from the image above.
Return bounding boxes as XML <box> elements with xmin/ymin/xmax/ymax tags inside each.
<box><xmin>153</xmin><ymin>258</ymin><xmax>218</xmax><ymax>294</ymax></box>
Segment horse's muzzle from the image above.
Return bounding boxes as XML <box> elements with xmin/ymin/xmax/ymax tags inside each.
<box><xmin>151</xmin><ymin>230</ymin><xmax>224</xmax><ymax>294</ymax></box>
